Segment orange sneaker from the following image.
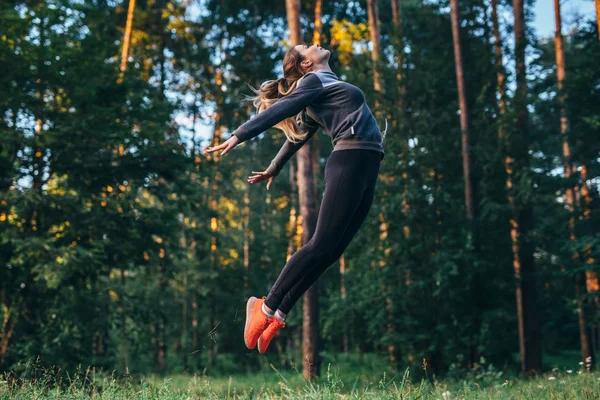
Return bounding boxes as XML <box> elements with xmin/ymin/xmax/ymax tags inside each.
<box><xmin>257</xmin><ymin>318</ymin><xmax>286</xmax><ymax>354</ymax></box>
<box><xmin>244</xmin><ymin>296</ymin><xmax>273</xmax><ymax>349</ymax></box>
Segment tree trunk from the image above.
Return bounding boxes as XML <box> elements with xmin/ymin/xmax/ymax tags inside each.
<box><xmin>339</xmin><ymin>255</ymin><xmax>349</xmax><ymax>353</ymax></box>
<box><xmin>0</xmin><ymin>305</ymin><xmax>16</xmax><ymax>368</ymax></box>
<box><xmin>180</xmin><ymin>216</ymin><xmax>189</xmax><ymax>371</ymax></box>
<box><xmin>450</xmin><ymin>0</ymin><xmax>480</xmax><ymax>369</ymax></box>
<box><xmin>311</xmin><ymin>0</ymin><xmax>322</xmax><ymax>232</ymax></box>
<box><xmin>554</xmin><ymin>0</ymin><xmax>595</xmax><ymax>371</ymax></box>
<box><xmin>118</xmin><ymin>0</ymin><xmax>136</xmax><ymax>84</ymax></box>
<box><xmin>312</xmin><ymin>0</ymin><xmax>323</xmax><ymax>45</ymax></box>
<box><xmin>298</xmin><ymin>143</ymin><xmax>320</xmax><ymax>379</ymax></box>
<box><xmin>366</xmin><ymin>0</ymin><xmax>386</xmax><ymax>123</ymax></box>
<box><xmin>449</xmin><ymin>0</ymin><xmax>474</xmax><ymax>233</ymax></box>
<box><xmin>512</xmin><ymin>0</ymin><xmax>542</xmax><ymax>376</ymax></box>
<box><xmin>595</xmin><ymin>0</ymin><xmax>600</xmax><ymax>41</ymax></box>
<box><xmin>366</xmin><ymin>0</ymin><xmax>385</xmax><ymax>98</ymax></box>
<box><xmin>491</xmin><ymin>0</ymin><xmax>507</xmax><ymax>126</ymax></box>
<box><xmin>287</xmin><ymin>160</ymin><xmax>299</xmax><ymax>262</ymax></box>
<box><xmin>391</xmin><ymin>0</ymin><xmax>411</xmax><ymax>241</ymax></box>
<box><xmin>286</xmin><ymin>0</ymin><xmax>302</xmax><ymax>46</ymax></box>
<box><xmin>367</xmin><ymin>0</ymin><xmax>396</xmax><ymax>366</ymax></box>
<box><xmin>207</xmin><ymin>69</ymin><xmax>225</xmax><ymax>372</ymax></box>
<box><xmin>153</xmin><ymin>265</ymin><xmax>167</xmax><ymax>373</ymax></box>
<box><xmin>243</xmin><ymin>178</ymin><xmax>250</xmax><ymax>290</ymax></box>
<box><xmin>287</xmin><ymin>0</ymin><xmax>320</xmax><ymax>380</ymax></box>
<box><xmin>493</xmin><ymin>0</ymin><xmax>534</xmax><ymax>375</ymax></box>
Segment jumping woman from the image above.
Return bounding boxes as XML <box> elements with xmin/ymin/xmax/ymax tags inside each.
<box><xmin>203</xmin><ymin>43</ymin><xmax>387</xmax><ymax>353</ymax></box>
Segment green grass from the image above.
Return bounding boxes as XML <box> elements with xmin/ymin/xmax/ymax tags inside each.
<box><xmin>1</xmin><ymin>355</ymin><xmax>599</xmax><ymax>399</ymax></box>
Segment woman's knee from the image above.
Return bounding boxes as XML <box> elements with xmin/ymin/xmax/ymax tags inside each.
<box><xmin>303</xmin><ymin>237</ymin><xmax>336</xmax><ymax>263</ymax></box>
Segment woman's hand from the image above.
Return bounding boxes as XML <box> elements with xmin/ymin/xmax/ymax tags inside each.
<box><xmin>203</xmin><ymin>135</ymin><xmax>240</xmax><ymax>156</ymax></box>
<box><xmin>248</xmin><ymin>170</ymin><xmax>275</xmax><ymax>190</ymax></box>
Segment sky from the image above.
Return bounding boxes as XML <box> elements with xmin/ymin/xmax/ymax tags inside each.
<box><xmin>533</xmin><ymin>0</ymin><xmax>596</xmax><ymax>38</ymax></box>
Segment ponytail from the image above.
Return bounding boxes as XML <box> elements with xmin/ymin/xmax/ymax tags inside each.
<box><xmin>242</xmin><ymin>75</ymin><xmax>312</xmax><ymax>144</ymax></box>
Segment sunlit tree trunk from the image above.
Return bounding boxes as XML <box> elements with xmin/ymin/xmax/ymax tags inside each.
<box><xmin>554</xmin><ymin>0</ymin><xmax>595</xmax><ymax>371</ymax></box>
<box><xmin>117</xmin><ymin>0</ymin><xmax>136</xmax><ymax>84</ymax></box>
<box><xmin>312</xmin><ymin>0</ymin><xmax>323</xmax><ymax>44</ymax></box>
<box><xmin>595</xmin><ymin>0</ymin><xmax>600</xmax><ymax>41</ymax></box>
<box><xmin>366</xmin><ymin>0</ymin><xmax>386</xmax><ymax>117</ymax></box>
<box><xmin>580</xmin><ymin>162</ymin><xmax>600</xmax><ymax>355</ymax></box>
<box><xmin>339</xmin><ymin>254</ymin><xmax>349</xmax><ymax>353</ymax></box>
<box><xmin>287</xmin><ymin>160</ymin><xmax>299</xmax><ymax>262</ymax></box>
<box><xmin>311</xmin><ymin>0</ymin><xmax>322</xmax><ymax>202</ymax></box>
<box><xmin>512</xmin><ymin>0</ymin><xmax>542</xmax><ymax>376</ymax></box>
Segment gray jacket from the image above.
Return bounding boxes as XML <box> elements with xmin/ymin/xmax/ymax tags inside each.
<box><xmin>231</xmin><ymin>69</ymin><xmax>387</xmax><ymax>176</ymax></box>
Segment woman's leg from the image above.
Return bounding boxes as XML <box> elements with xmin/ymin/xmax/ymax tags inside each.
<box><xmin>263</xmin><ymin>149</ymin><xmax>380</xmax><ymax>312</ymax></box>
<box><xmin>277</xmin><ymin>182</ymin><xmax>377</xmax><ymax>314</ymax></box>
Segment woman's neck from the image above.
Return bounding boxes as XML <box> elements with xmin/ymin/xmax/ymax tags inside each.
<box><xmin>309</xmin><ymin>64</ymin><xmax>332</xmax><ymax>73</ymax></box>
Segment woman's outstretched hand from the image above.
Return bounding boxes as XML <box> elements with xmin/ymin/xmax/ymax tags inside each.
<box><xmin>203</xmin><ymin>135</ymin><xmax>240</xmax><ymax>157</ymax></box>
<box><xmin>248</xmin><ymin>170</ymin><xmax>275</xmax><ymax>190</ymax></box>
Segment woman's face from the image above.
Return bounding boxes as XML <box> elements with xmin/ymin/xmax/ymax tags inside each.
<box><xmin>295</xmin><ymin>43</ymin><xmax>330</xmax><ymax>70</ymax></box>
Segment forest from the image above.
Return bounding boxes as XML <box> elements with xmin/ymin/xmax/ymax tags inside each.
<box><xmin>0</xmin><ymin>0</ymin><xmax>599</xmax><ymax>392</ymax></box>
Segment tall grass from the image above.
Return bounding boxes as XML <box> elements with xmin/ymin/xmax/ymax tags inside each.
<box><xmin>1</xmin><ymin>356</ymin><xmax>599</xmax><ymax>399</ymax></box>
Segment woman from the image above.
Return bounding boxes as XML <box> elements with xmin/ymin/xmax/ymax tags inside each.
<box><xmin>204</xmin><ymin>43</ymin><xmax>387</xmax><ymax>354</ymax></box>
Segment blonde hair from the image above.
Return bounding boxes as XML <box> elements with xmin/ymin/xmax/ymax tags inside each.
<box><xmin>242</xmin><ymin>46</ymin><xmax>314</xmax><ymax>144</ymax></box>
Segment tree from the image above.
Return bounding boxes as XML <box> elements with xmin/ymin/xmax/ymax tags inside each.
<box><xmin>554</xmin><ymin>0</ymin><xmax>595</xmax><ymax>371</ymax></box>
<box><xmin>285</xmin><ymin>0</ymin><xmax>321</xmax><ymax>380</ymax></box>
<box><xmin>511</xmin><ymin>0</ymin><xmax>542</xmax><ymax>375</ymax></box>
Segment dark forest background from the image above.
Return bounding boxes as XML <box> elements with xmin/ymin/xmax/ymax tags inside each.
<box><xmin>0</xmin><ymin>0</ymin><xmax>599</xmax><ymax>381</ymax></box>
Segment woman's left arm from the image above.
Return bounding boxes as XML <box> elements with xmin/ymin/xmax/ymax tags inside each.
<box><xmin>265</xmin><ymin>118</ymin><xmax>319</xmax><ymax>177</ymax></box>
<box><xmin>266</xmin><ymin>125</ymin><xmax>319</xmax><ymax>176</ymax></box>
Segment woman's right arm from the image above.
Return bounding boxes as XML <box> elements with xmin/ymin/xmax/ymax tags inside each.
<box><xmin>231</xmin><ymin>73</ymin><xmax>324</xmax><ymax>144</ymax></box>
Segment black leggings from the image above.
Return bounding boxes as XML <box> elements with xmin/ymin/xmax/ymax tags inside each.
<box><xmin>265</xmin><ymin>148</ymin><xmax>382</xmax><ymax>314</ymax></box>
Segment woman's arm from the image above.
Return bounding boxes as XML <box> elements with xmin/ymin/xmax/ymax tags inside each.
<box><xmin>231</xmin><ymin>73</ymin><xmax>324</xmax><ymax>144</ymax></box>
<box><xmin>265</xmin><ymin>114</ymin><xmax>320</xmax><ymax>177</ymax></box>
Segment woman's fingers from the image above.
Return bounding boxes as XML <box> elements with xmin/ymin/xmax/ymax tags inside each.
<box><xmin>204</xmin><ymin>137</ymin><xmax>238</xmax><ymax>156</ymax></box>
<box><xmin>220</xmin><ymin>142</ymin><xmax>235</xmax><ymax>156</ymax></box>
<box><xmin>203</xmin><ymin>142</ymin><xmax>226</xmax><ymax>154</ymax></box>
<box><xmin>248</xmin><ymin>175</ymin><xmax>266</xmax><ymax>182</ymax></box>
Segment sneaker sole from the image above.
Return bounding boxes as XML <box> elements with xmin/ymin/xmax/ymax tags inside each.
<box><xmin>257</xmin><ymin>337</ymin><xmax>267</xmax><ymax>354</ymax></box>
<box><xmin>244</xmin><ymin>296</ymin><xmax>257</xmax><ymax>349</ymax></box>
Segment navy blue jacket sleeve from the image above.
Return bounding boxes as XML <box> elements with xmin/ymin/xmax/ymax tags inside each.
<box><xmin>231</xmin><ymin>73</ymin><xmax>324</xmax><ymax>143</ymax></box>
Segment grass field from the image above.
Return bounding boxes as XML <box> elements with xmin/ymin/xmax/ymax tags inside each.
<box><xmin>1</xmin><ymin>353</ymin><xmax>598</xmax><ymax>399</ymax></box>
